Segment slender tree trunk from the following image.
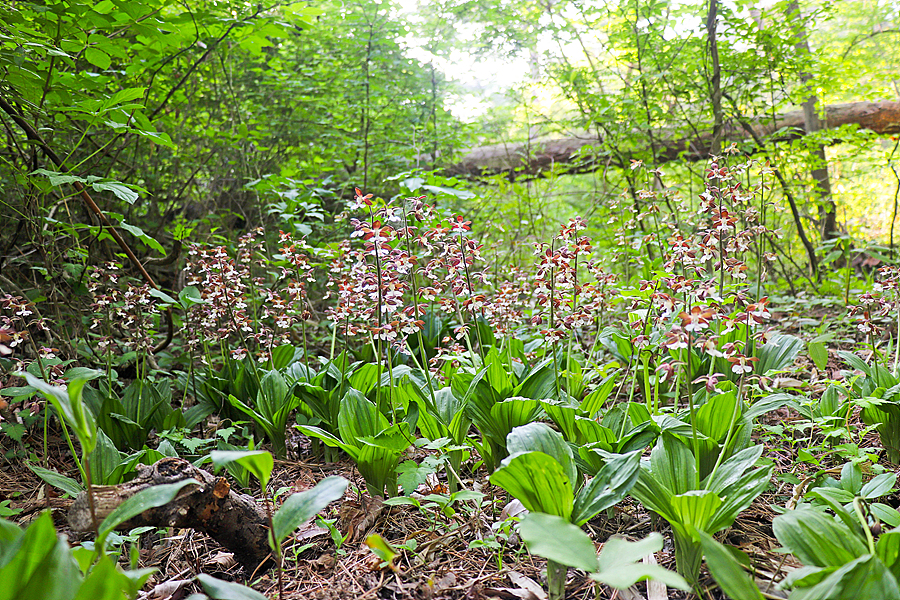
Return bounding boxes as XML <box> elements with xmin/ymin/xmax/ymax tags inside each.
<box><xmin>788</xmin><ymin>0</ymin><xmax>837</xmax><ymax>240</ymax></box>
<box><xmin>706</xmin><ymin>0</ymin><xmax>723</xmax><ymax>156</ymax></box>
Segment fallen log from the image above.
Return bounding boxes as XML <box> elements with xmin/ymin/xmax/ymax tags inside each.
<box><xmin>446</xmin><ymin>101</ymin><xmax>900</xmax><ymax>177</ymax></box>
<box><xmin>68</xmin><ymin>457</ymin><xmax>271</xmax><ymax>571</ymax></box>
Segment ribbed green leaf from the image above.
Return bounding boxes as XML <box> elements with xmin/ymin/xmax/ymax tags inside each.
<box><xmin>490</xmin><ymin>451</ymin><xmax>574</xmax><ymax>520</ymax></box>
<box><xmin>670</xmin><ymin>491</ymin><xmax>721</xmax><ymax>538</ymax></box>
<box><xmin>338</xmin><ymin>389</ymin><xmax>389</xmax><ymax>441</ymax></box>
<box><xmin>507</xmin><ymin>422</ymin><xmax>576</xmax><ymax>485</ymax></box>
<box><xmin>210</xmin><ymin>450</ymin><xmax>273</xmax><ymax>491</ymax></box>
<box><xmin>698</xmin><ymin>531</ymin><xmax>764</xmax><ymax>600</ymax></box>
<box><xmin>704</xmin><ymin>445</ymin><xmax>763</xmax><ymax>493</ymax></box>
<box><xmin>709</xmin><ymin>464</ymin><xmax>772</xmax><ymax>533</ymax></box>
<box><xmin>541</xmin><ymin>400</ymin><xmax>579</xmax><ymax>442</ymax></box>
<box><xmin>788</xmin><ymin>555</ymin><xmax>900</xmax><ymax>600</ymax></box>
<box><xmin>650</xmin><ymin>434</ymin><xmax>696</xmax><ymax>495</ymax></box>
<box><xmin>773</xmin><ymin>508</ymin><xmax>868</xmax><ymax>568</ymax></box>
<box><xmin>580</xmin><ymin>370</ymin><xmax>619</xmax><ymax>419</ymax></box>
<box><xmin>272</xmin><ymin>476</ymin><xmax>348</xmax><ymax>547</ymax></box>
<box><xmin>694</xmin><ymin>392</ymin><xmax>740</xmax><ymax>443</ymax></box>
<box><xmin>294</xmin><ymin>425</ymin><xmax>359</xmax><ymax>458</ymax></box>
<box><xmin>572</xmin><ymin>450</ymin><xmax>641</xmax><ymax>525</ymax></box>
<box><xmin>756</xmin><ymin>334</ymin><xmax>804</xmax><ymax>374</ymax></box>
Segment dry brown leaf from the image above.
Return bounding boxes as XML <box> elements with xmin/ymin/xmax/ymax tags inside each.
<box><xmin>203</xmin><ymin>551</ymin><xmax>235</xmax><ymax>570</ymax></box>
<box><xmin>139</xmin><ymin>578</ymin><xmax>192</xmax><ymax>600</ymax></box>
<box><xmin>507</xmin><ymin>570</ymin><xmax>547</xmax><ymax>600</ymax></box>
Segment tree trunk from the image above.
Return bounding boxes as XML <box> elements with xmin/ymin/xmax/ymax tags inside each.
<box><xmin>706</xmin><ymin>0</ymin><xmax>723</xmax><ymax>156</ymax></box>
<box><xmin>788</xmin><ymin>0</ymin><xmax>838</xmax><ymax>240</ymax></box>
<box><xmin>445</xmin><ymin>101</ymin><xmax>900</xmax><ymax>177</ymax></box>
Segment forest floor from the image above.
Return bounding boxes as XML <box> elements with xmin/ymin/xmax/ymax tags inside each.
<box><xmin>0</xmin><ymin>305</ymin><xmax>891</xmax><ymax>600</ymax></box>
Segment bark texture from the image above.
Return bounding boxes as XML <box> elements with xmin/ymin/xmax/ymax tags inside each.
<box><xmin>68</xmin><ymin>457</ymin><xmax>271</xmax><ymax>570</ymax></box>
<box><xmin>446</xmin><ymin>101</ymin><xmax>900</xmax><ymax>177</ymax></box>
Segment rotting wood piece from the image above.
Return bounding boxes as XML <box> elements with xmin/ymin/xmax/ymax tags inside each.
<box><xmin>68</xmin><ymin>457</ymin><xmax>272</xmax><ymax>570</ymax></box>
<box><xmin>445</xmin><ymin>100</ymin><xmax>900</xmax><ymax>177</ymax></box>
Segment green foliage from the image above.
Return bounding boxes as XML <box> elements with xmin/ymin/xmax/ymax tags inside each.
<box><xmin>631</xmin><ymin>434</ymin><xmax>773</xmax><ymax>586</ymax></box>
<box><xmin>296</xmin><ymin>390</ymin><xmax>412</xmax><ymax>497</ymax></box>
<box><xmin>489</xmin><ymin>423</ymin><xmax>644</xmax><ymax>599</ymax></box>
<box><xmin>839</xmin><ymin>349</ymin><xmax>900</xmax><ymax>463</ymax></box>
<box><xmin>227</xmin><ymin>369</ymin><xmax>300</xmax><ymax>458</ymax></box>
<box><xmin>774</xmin><ymin>501</ymin><xmax>900</xmax><ymax>599</ymax></box>
<box><xmin>518</xmin><ymin>515</ymin><xmax>689</xmax><ymax>597</ymax></box>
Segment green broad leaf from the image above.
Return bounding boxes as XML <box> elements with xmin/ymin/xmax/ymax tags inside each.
<box><xmin>271</xmin><ymin>476</ymin><xmax>347</xmax><ymax>548</ymax></box>
<box><xmin>572</xmin><ymin>449</ymin><xmax>641</xmax><ymax>525</ymax></box>
<box><xmin>484</xmin><ymin>347</ymin><xmax>514</xmax><ymax>398</ymax></box>
<box><xmin>670</xmin><ymin>490</ymin><xmax>722</xmax><ymax>538</ymax></box>
<box><xmin>650</xmin><ymin>434</ymin><xmax>696</xmax><ymax>495</ymax></box>
<box><xmin>579</xmin><ymin>370</ymin><xmax>619</xmax><ymax>419</ymax></box>
<box><xmin>787</xmin><ymin>554</ymin><xmax>900</xmax><ymax>600</ymax></box>
<box><xmin>97</xmin><ymin>479</ymin><xmax>197</xmax><ymax>548</ymax></box>
<box><xmin>808</xmin><ymin>342</ymin><xmax>828</xmax><ymax>371</ymax></box>
<box><xmin>210</xmin><ymin>450</ymin><xmax>274</xmax><ymax>492</ymax></box>
<box><xmin>704</xmin><ymin>445</ymin><xmax>764</xmax><ymax>493</ymax></box>
<box><xmin>506</xmin><ymin>422</ymin><xmax>577</xmax><ymax>486</ymax></box>
<box><xmin>338</xmin><ymin>389</ymin><xmax>389</xmax><ymax>444</ymax></box>
<box><xmin>805</xmin><ymin>488</ymin><xmax>862</xmax><ymax>533</ymax></box>
<box><xmin>773</xmin><ymin>508</ymin><xmax>868</xmax><ymax>568</ymax></box>
<box><xmin>594</xmin><ymin>533</ymin><xmax>690</xmax><ymax>591</ymax></box>
<box><xmin>72</xmin><ymin>553</ymin><xmax>132</xmax><ymax>600</ymax></box>
<box><xmin>119</xmin><ymin>222</ymin><xmax>164</xmax><ymax>253</ymax></box>
<box><xmin>518</xmin><ymin>512</ymin><xmax>599</xmax><ymax>572</ymax></box>
<box><xmin>744</xmin><ymin>393</ymin><xmax>797</xmax><ymax>421</ymax></box>
<box><xmin>0</xmin><ymin>512</ymin><xmax>83</xmax><ymax>600</ymax></box>
<box><xmin>756</xmin><ymin>334</ymin><xmax>804</xmax><ymax>374</ymax></box>
<box><xmin>490</xmin><ymin>451</ymin><xmax>574</xmax><ymax>520</ymax></box>
<box><xmin>31</xmin><ymin>168</ymin><xmax>86</xmax><ymax>187</ymax></box>
<box><xmin>632</xmin><ymin>463</ymin><xmax>677</xmax><ymax>524</ymax></box>
<box><xmin>541</xmin><ymin>400</ymin><xmax>579</xmax><ymax>442</ymax></box>
<box><xmin>177</xmin><ymin>285</ymin><xmax>205</xmax><ymax>307</ymax></box>
<box><xmin>698</xmin><ymin>531</ymin><xmax>764</xmax><ymax>600</ymax></box>
<box><xmin>147</xmin><ymin>288</ymin><xmax>178</xmax><ymax>305</ymax></box>
<box><xmin>694</xmin><ymin>391</ymin><xmax>740</xmax><ymax>442</ymax></box>
<box><xmin>84</xmin><ymin>46</ymin><xmax>111</xmax><ymax>69</ymax></box>
<box><xmin>356</xmin><ymin>443</ymin><xmax>402</xmax><ymax>498</ymax></box>
<box><xmin>295</xmin><ymin>425</ymin><xmax>359</xmax><ymax>458</ymax></box>
<box><xmin>197</xmin><ymin>573</ymin><xmax>267</xmax><ymax>600</ymax></box>
<box><xmin>871</xmin><ymin>504</ymin><xmax>900</xmax><ymax>528</ymax></box>
<box><xmin>861</xmin><ymin>473</ymin><xmax>897</xmax><ymax>499</ymax></box>
<box><xmin>709</xmin><ymin>465</ymin><xmax>773</xmax><ymax>533</ymax></box>
<box><xmin>26</xmin><ymin>463</ymin><xmax>84</xmax><ymax>497</ymax></box>
<box><xmin>840</xmin><ymin>462</ymin><xmax>863</xmax><ymax>495</ymax></box>
<box><xmin>837</xmin><ymin>350</ymin><xmax>872</xmax><ymax>377</ymax></box>
<box><xmin>877</xmin><ymin>530</ymin><xmax>900</xmax><ymax>578</ymax></box>
<box><xmin>92</xmin><ymin>180</ymin><xmax>144</xmax><ymax>204</ymax></box>
<box><xmin>133</xmin><ymin>128</ymin><xmax>176</xmax><ymax>149</ymax></box>
<box><xmin>513</xmin><ymin>358</ymin><xmax>557</xmax><ymax>400</ymax></box>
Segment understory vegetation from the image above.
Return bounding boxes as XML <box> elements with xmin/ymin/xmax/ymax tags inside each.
<box><xmin>2</xmin><ymin>0</ymin><xmax>900</xmax><ymax>599</ymax></box>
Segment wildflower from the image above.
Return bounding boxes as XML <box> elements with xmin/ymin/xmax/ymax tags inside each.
<box><xmin>679</xmin><ymin>306</ymin><xmax>714</xmax><ymax>332</ymax></box>
<box><xmin>727</xmin><ymin>354</ymin><xmax>758</xmax><ymax>374</ymax></box>
<box><xmin>693</xmin><ymin>372</ymin><xmax>726</xmax><ymax>392</ymax></box>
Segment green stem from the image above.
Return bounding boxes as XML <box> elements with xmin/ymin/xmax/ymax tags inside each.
<box><xmin>546</xmin><ymin>559</ymin><xmax>568</xmax><ymax>600</ymax></box>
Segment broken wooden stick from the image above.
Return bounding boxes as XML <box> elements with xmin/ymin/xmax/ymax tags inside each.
<box><xmin>68</xmin><ymin>457</ymin><xmax>272</xmax><ymax>570</ymax></box>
